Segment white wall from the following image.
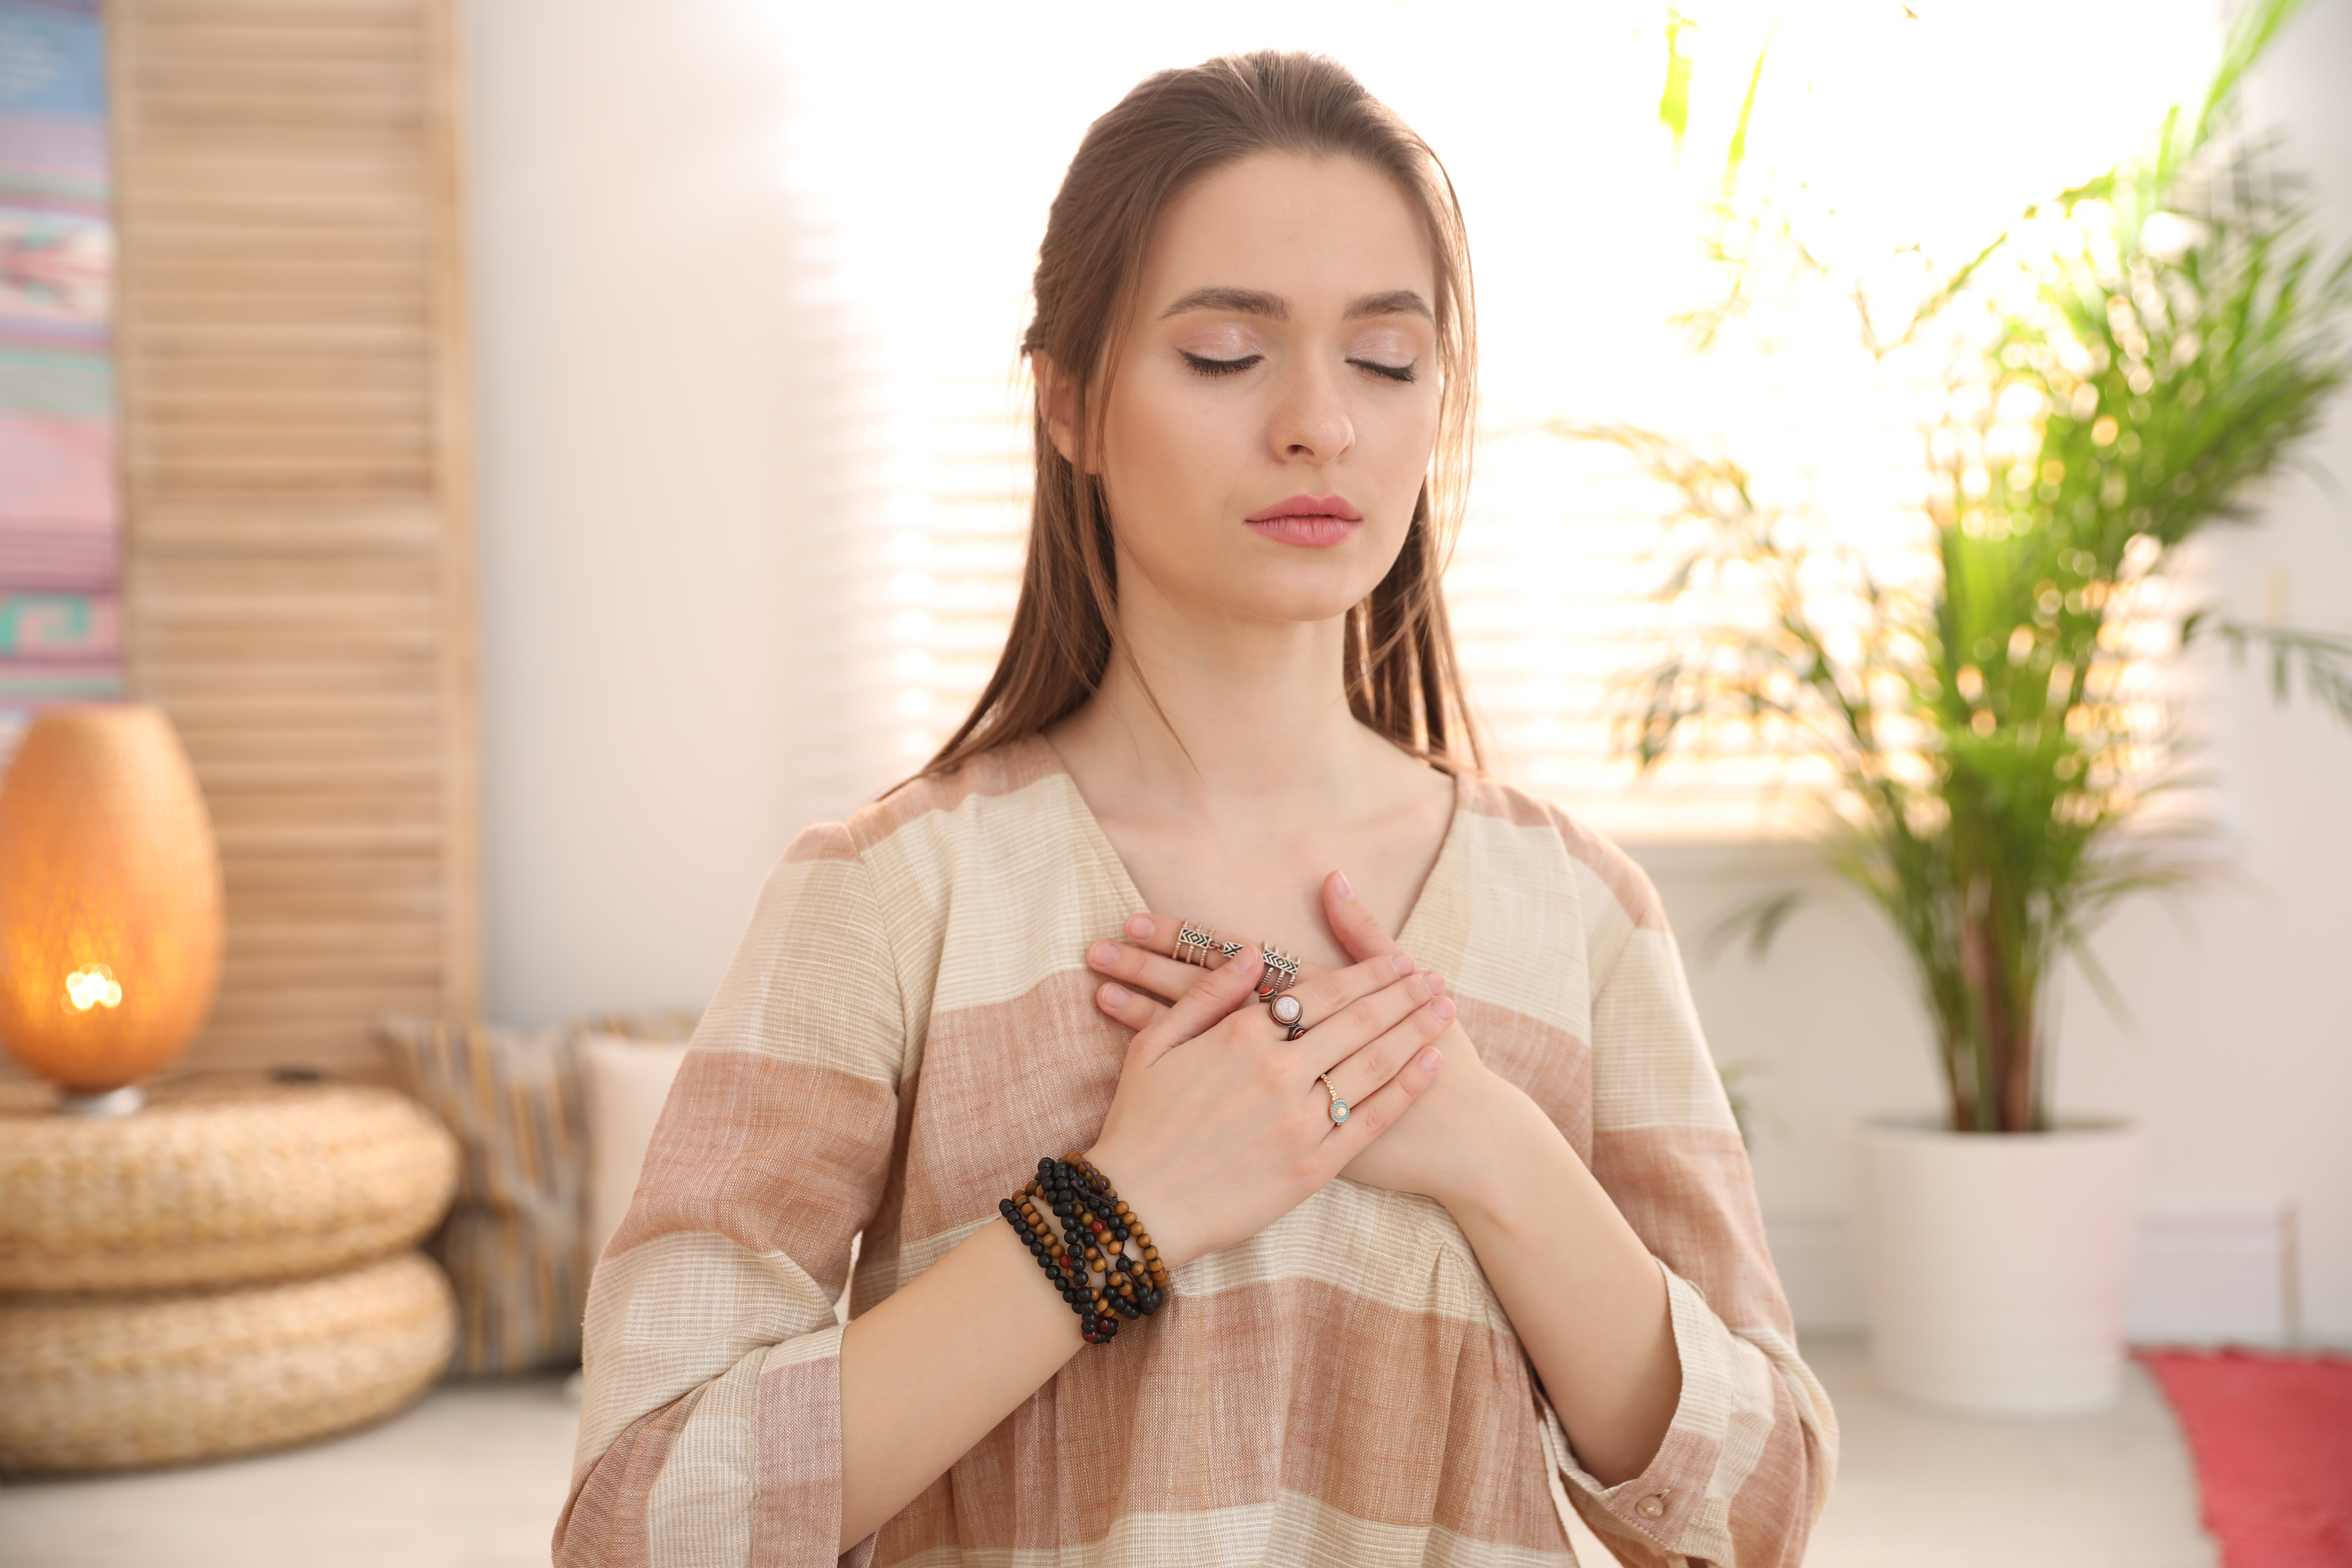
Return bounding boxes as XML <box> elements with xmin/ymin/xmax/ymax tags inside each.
<box><xmin>471</xmin><ymin>1</ymin><xmax>2352</xmax><ymax>1337</ymax></box>
<box><xmin>470</xmin><ymin>1</ymin><xmax>834</xmax><ymax>1026</ymax></box>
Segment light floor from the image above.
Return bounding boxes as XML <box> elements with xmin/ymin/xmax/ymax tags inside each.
<box><xmin>0</xmin><ymin>1338</ymin><xmax>2216</xmax><ymax>1567</ymax></box>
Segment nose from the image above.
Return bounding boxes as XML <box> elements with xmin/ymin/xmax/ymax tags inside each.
<box><xmin>1267</xmin><ymin>356</ymin><xmax>1354</xmax><ymax>466</ymax></box>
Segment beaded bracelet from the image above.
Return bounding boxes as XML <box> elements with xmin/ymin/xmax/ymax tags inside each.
<box><xmin>998</xmin><ymin>1153</ymin><xmax>1169</xmax><ymax>1345</ymax></box>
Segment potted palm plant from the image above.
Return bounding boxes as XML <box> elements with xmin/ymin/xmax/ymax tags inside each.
<box><xmin>1600</xmin><ymin>0</ymin><xmax>2352</xmax><ymax>1413</ymax></box>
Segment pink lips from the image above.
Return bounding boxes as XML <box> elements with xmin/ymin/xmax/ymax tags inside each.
<box><xmin>1244</xmin><ymin>493</ymin><xmax>1364</xmax><ymax>548</ymax></box>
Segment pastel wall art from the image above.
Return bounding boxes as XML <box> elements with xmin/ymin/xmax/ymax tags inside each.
<box><xmin>0</xmin><ymin>0</ymin><xmax>120</xmax><ymax>758</ymax></box>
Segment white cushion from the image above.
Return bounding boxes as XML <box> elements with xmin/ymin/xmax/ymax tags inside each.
<box><xmin>580</xmin><ymin>1033</ymin><xmax>691</xmax><ymax>1268</ymax></box>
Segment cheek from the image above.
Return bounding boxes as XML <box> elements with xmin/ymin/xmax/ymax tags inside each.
<box><xmin>1098</xmin><ymin>372</ymin><xmax>1242</xmax><ymax>539</ymax></box>
<box><xmin>1363</xmin><ymin>391</ymin><xmax>1443</xmax><ymax>533</ymax></box>
<box><xmin>1382</xmin><ymin>390</ymin><xmax>1443</xmax><ymax>480</ymax></box>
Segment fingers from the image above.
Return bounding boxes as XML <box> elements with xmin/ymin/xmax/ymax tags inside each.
<box><xmin>1088</xmin><ymin>937</ymin><xmax>1200</xmax><ymax>1007</ymax></box>
<box><xmin>1116</xmin><ymin>913</ymin><xmax>1335</xmax><ymax>990</ymax></box>
<box><xmin>1093</xmin><ymin>979</ymin><xmax>1167</xmax><ymax>1035</ymax></box>
<box><xmin>1321</xmin><ymin>993</ymin><xmax>1455</xmax><ymax>1110</ymax></box>
<box><xmin>1323</xmin><ymin>869</ymin><xmax>1404</xmax><ymax>963</ymax></box>
<box><xmin>1120</xmin><ymin>913</ymin><xmax>1251</xmax><ymax>970</ymax></box>
<box><xmin>1317</xmin><ymin>1041</ymin><xmax>1443</xmax><ymax>1158</ymax></box>
<box><xmin>1139</xmin><ymin>946</ymin><xmax>1264</xmax><ymax>1059</ymax></box>
<box><xmin>1285</xmin><ymin>947</ymin><xmax>1418</xmax><ymax>1021</ymax></box>
<box><xmin>1281</xmin><ymin>952</ymin><xmax>1438</xmax><ymax>1074</ymax></box>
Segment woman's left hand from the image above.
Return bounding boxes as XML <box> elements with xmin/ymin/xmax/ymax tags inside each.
<box><xmin>1087</xmin><ymin>875</ymin><xmax>1525</xmax><ymax>1212</ymax></box>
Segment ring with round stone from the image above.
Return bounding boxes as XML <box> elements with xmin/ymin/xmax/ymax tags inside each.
<box><xmin>1318</xmin><ymin>1072</ymin><xmax>1351</xmax><ymax>1126</ymax></box>
<box><xmin>1267</xmin><ymin>992</ymin><xmax>1308</xmax><ymax>1041</ymax></box>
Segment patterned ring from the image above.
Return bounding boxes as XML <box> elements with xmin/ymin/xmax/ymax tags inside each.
<box><xmin>1267</xmin><ymin>992</ymin><xmax>1307</xmax><ymax>1041</ymax></box>
<box><xmin>1219</xmin><ymin>939</ymin><xmax>1245</xmax><ymax>959</ymax></box>
<box><xmin>1318</xmin><ymin>1073</ymin><xmax>1351</xmax><ymax>1126</ymax></box>
<box><xmin>1254</xmin><ymin>946</ymin><xmax>1301</xmax><ymax>1000</ymax></box>
<box><xmin>1175</xmin><ymin>920</ymin><xmax>1217</xmax><ymax>967</ymax></box>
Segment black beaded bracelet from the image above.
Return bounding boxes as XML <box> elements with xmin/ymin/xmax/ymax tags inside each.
<box><xmin>999</xmin><ymin>1154</ymin><xmax>1170</xmax><ymax>1345</ymax></box>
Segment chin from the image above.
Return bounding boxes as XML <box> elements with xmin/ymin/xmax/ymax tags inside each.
<box><xmin>1218</xmin><ymin>563</ymin><xmax>1385</xmax><ymax>625</ymax></box>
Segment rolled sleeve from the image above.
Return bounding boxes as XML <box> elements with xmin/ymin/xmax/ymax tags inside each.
<box><xmin>1539</xmin><ymin>1264</ymin><xmax>1830</xmax><ymax>1566</ymax></box>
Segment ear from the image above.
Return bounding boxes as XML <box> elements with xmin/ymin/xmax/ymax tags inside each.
<box><xmin>1032</xmin><ymin>351</ymin><xmax>1083</xmax><ymax>468</ymax></box>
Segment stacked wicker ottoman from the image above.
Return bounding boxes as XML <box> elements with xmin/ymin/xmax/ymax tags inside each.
<box><xmin>0</xmin><ymin>1077</ymin><xmax>461</xmax><ymax>1474</ymax></box>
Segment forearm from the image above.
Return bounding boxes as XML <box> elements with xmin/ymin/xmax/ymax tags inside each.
<box><xmin>837</xmin><ymin>1215</ymin><xmax>1084</xmax><ymax>1550</ymax></box>
<box><xmin>1446</xmin><ymin>1079</ymin><xmax>1681</xmax><ymax>1486</ymax></box>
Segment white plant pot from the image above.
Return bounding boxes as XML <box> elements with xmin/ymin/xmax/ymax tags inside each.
<box><xmin>1851</xmin><ymin>1116</ymin><xmax>2141</xmax><ymax>1416</ymax></box>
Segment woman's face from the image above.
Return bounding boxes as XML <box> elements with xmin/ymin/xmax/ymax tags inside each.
<box><xmin>1064</xmin><ymin>151</ymin><xmax>1444</xmax><ymax>629</ymax></box>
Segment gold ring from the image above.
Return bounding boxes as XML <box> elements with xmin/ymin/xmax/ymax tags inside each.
<box><xmin>1319</xmin><ymin>1073</ymin><xmax>1350</xmax><ymax>1126</ymax></box>
<box><xmin>1268</xmin><ymin>992</ymin><xmax>1307</xmax><ymax>1040</ymax></box>
<box><xmin>1175</xmin><ymin>920</ymin><xmax>1216</xmax><ymax>967</ymax></box>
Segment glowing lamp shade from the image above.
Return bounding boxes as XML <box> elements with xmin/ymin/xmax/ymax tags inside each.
<box><xmin>0</xmin><ymin>705</ymin><xmax>223</xmax><ymax>1093</ymax></box>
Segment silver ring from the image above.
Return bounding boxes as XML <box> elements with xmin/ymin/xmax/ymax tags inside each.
<box><xmin>1268</xmin><ymin>992</ymin><xmax>1307</xmax><ymax>1040</ymax></box>
<box><xmin>1254</xmin><ymin>946</ymin><xmax>1300</xmax><ymax>1000</ymax></box>
<box><xmin>1175</xmin><ymin>920</ymin><xmax>1217</xmax><ymax>967</ymax></box>
<box><xmin>1319</xmin><ymin>1073</ymin><xmax>1351</xmax><ymax>1126</ymax></box>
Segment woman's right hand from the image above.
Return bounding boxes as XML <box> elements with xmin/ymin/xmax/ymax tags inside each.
<box><xmin>1082</xmin><ymin>947</ymin><xmax>1451</xmax><ymax>1270</ymax></box>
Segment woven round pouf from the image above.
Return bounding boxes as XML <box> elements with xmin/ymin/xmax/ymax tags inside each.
<box><xmin>0</xmin><ymin>1252</ymin><xmax>456</xmax><ymax>1474</ymax></box>
<box><xmin>0</xmin><ymin>1078</ymin><xmax>459</xmax><ymax>1293</ymax></box>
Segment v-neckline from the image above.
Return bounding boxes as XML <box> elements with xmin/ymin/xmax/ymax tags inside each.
<box><xmin>1016</xmin><ymin>732</ymin><xmax>1471</xmax><ymax>961</ymax></box>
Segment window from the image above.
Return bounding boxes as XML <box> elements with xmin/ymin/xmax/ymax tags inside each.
<box><xmin>767</xmin><ymin>1</ymin><xmax>2220</xmax><ymax>836</ymax></box>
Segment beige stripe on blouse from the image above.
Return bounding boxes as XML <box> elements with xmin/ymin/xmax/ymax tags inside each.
<box><xmin>556</xmin><ymin>736</ymin><xmax>1835</xmax><ymax>1568</ymax></box>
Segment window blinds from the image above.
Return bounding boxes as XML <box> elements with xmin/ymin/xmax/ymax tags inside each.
<box><xmin>113</xmin><ymin>0</ymin><xmax>479</xmax><ymax>1074</ymax></box>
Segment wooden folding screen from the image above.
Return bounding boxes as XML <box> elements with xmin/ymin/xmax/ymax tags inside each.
<box><xmin>110</xmin><ymin>0</ymin><xmax>477</xmax><ymax>1075</ymax></box>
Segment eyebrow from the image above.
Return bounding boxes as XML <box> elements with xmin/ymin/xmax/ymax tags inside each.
<box><xmin>1158</xmin><ymin>286</ymin><xmax>1434</xmax><ymax>322</ymax></box>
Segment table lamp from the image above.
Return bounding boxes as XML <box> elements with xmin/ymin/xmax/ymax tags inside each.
<box><xmin>0</xmin><ymin>704</ymin><xmax>223</xmax><ymax>1114</ymax></box>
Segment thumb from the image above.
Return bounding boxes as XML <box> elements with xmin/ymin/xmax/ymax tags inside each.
<box><xmin>1135</xmin><ymin>948</ymin><xmax>1263</xmax><ymax>1066</ymax></box>
<box><xmin>1323</xmin><ymin>869</ymin><xmax>1402</xmax><ymax>961</ymax></box>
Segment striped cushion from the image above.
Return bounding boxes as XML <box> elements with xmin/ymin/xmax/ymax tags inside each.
<box><xmin>374</xmin><ymin>1016</ymin><xmax>587</xmax><ymax>1376</ymax></box>
<box><xmin>568</xmin><ymin>1007</ymin><xmax>701</xmax><ymax>1046</ymax></box>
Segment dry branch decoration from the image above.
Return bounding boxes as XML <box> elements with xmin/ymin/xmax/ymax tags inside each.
<box><xmin>1590</xmin><ymin>0</ymin><xmax>2352</xmax><ymax>1133</ymax></box>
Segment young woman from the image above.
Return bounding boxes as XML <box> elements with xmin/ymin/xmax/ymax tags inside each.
<box><xmin>558</xmin><ymin>52</ymin><xmax>1833</xmax><ymax>1568</ymax></box>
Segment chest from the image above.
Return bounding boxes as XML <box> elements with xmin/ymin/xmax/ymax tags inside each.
<box><xmin>1093</xmin><ymin>804</ymin><xmax>1452</xmax><ymax>972</ymax></box>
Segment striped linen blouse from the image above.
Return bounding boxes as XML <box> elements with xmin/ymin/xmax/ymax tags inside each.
<box><xmin>556</xmin><ymin>737</ymin><xmax>1836</xmax><ymax>1568</ymax></box>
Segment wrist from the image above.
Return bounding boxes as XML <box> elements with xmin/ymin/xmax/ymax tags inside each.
<box><xmin>1003</xmin><ymin>1155</ymin><xmax>1168</xmax><ymax>1344</ymax></box>
<box><xmin>1079</xmin><ymin>1144</ymin><xmax>1196</xmax><ymax>1273</ymax></box>
<box><xmin>1438</xmin><ymin>1070</ymin><xmax>1574</xmax><ymax>1233</ymax></box>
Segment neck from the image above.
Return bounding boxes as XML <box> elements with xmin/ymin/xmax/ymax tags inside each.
<box><xmin>1048</xmin><ymin>568</ymin><xmax>1390</xmax><ymax>844</ymax></box>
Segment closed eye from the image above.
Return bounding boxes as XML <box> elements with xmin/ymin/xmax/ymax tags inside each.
<box><xmin>1182</xmin><ymin>351</ymin><xmax>1263</xmax><ymax>377</ymax></box>
<box><xmin>1352</xmin><ymin>358</ymin><xmax>1418</xmax><ymax>384</ymax></box>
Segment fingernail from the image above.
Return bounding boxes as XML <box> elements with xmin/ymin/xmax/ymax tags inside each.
<box><xmin>1126</xmin><ymin>914</ymin><xmax>1155</xmax><ymax>939</ymax></box>
<box><xmin>1390</xmin><ymin>951</ymin><xmax>1415</xmax><ymax>976</ymax></box>
<box><xmin>1333</xmin><ymin>870</ymin><xmax>1355</xmax><ymax>901</ymax></box>
<box><xmin>1424</xmin><ymin>972</ymin><xmax>1446</xmax><ymax>996</ymax></box>
<box><xmin>1417</xmin><ymin>1046</ymin><xmax>1441</xmax><ymax>1074</ymax></box>
<box><xmin>1090</xmin><ymin>941</ymin><xmax>1121</xmax><ymax>967</ymax></box>
<box><xmin>1430</xmin><ymin>997</ymin><xmax>1455</xmax><ymax>1021</ymax></box>
<box><xmin>1102</xmin><ymin>983</ymin><xmax>1131</xmax><ymax>1007</ymax></box>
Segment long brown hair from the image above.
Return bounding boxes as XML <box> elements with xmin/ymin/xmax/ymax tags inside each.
<box><xmin>921</xmin><ymin>50</ymin><xmax>1483</xmax><ymax>780</ymax></box>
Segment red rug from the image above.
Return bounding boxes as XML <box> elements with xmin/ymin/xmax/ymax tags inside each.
<box><xmin>2142</xmin><ymin>1348</ymin><xmax>2352</xmax><ymax>1568</ymax></box>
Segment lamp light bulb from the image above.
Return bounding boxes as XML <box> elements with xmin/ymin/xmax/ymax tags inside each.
<box><xmin>64</xmin><ymin>965</ymin><xmax>123</xmax><ymax>1012</ymax></box>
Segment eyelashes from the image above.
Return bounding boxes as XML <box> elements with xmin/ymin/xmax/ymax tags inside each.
<box><xmin>1182</xmin><ymin>351</ymin><xmax>1261</xmax><ymax>377</ymax></box>
<box><xmin>1180</xmin><ymin>351</ymin><xmax>1420</xmax><ymax>384</ymax></box>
